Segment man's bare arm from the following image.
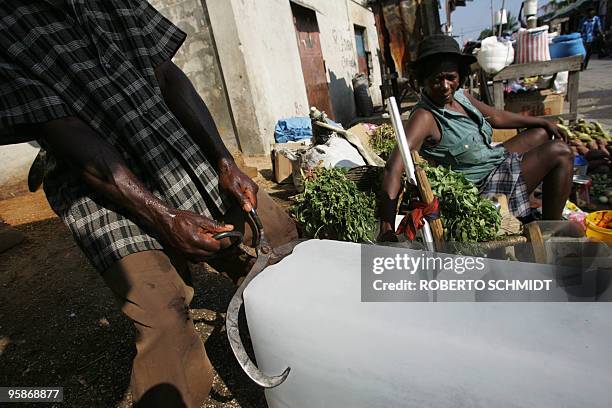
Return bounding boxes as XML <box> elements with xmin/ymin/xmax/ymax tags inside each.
<box><xmin>378</xmin><ymin>110</ymin><xmax>434</xmax><ymax>240</ymax></box>
<box><xmin>35</xmin><ymin>116</ymin><xmax>232</xmax><ymax>261</ymax></box>
<box><xmin>155</xmin><ymin>60</ymin><xmax>232</xmax><ymax>166</ymax></box>
<box><xmin>155</xmin><ymin>60</ymin><xmax>258</xmax><ymax>211</ymax></box>
<box><xmin>465</xmin><ymin>92</ymin><xmax>564</xmax><ymax>140</ymax></box>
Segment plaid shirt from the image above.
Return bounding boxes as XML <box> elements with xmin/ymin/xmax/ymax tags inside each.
<box><xmin>0</xmin><ymin>0</ymin><xmax>231</xmax><ymax>271</ymax></box>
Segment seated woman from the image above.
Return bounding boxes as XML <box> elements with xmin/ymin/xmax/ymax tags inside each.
<box><xmin>378</xmin><ymin>35</ymin><xmax>573</xmax><ymax>241</ymax></box>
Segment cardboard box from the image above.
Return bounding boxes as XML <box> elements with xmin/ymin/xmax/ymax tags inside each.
<box><xmin>504</xmin><ymin>89</ymin><xmax>564</xmax><ymax>117</ymax></box>
<box><xmin>492</xmin><ymin>128</ymin><xmax>518</xmax><ymax>143</ymax></box>
<box><xmin>272</xmin><ymin>150</ymin><xmax>293</xmax><ymax>184</ymax></box>
<box><xmin>272</xmin><ymin>141</ymin><xmax>309</xmax><ymax>184</ymax></box>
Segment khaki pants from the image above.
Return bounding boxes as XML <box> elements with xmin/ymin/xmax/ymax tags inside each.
<box><xmin>103</xmin><ymin>190</ymin><xmax>298</xmax><ymax>407</ymax></box>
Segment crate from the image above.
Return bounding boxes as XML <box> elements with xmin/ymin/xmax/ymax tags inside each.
<box><xmin>492</xmin><ymin>128</ymin><xmax>518</xmax><ymax>143</ymax></box>
<box><xmin>504</xmin><ymin>89</ymin><xmax>564</xmax><ymax>117</ymax></box>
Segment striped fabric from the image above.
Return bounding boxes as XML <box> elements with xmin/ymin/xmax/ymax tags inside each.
<box><xmin>515</xmin><ymin>27</ymin><xmax>551</xmax><ymax>65</ymax></box>
<box><xmin>0</xmin><ymin>0</ymin><xmax>231</xmax><ymax>271</ymax></box>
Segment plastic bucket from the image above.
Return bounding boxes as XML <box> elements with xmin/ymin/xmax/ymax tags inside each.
<box><xmin>585</xmin><ymin>211</ymin><xmax>612</xmax><ymax>243</ymax></box>
<box><xmin>552</xmin><ymin>32</ymin><xmax>582</xmax><ymax>43</ymax></box>
<box><xmin>550</xmin><ymin>38</ymin><xmax>586</xmax><ymax>58</ymax></box>
<box><xmin>573</xmin><ymin>155</ymin><xmax>588</xmax><ymax>176</ymax></box>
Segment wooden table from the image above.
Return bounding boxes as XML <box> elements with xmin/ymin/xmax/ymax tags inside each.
<box><xmin>490</xmin><ymin>55</ymin><xmax>582</xmax><ymax>123</ymax></box>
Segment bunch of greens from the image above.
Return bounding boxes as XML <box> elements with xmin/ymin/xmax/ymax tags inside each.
<box><xmin>419</xmin><ymin>163</ymin><xmax>501</xmax><ymax>242</ymax></box>
<box><xmin>291</xmin><ymin>168</ymin><xmax>377</xmax><ymax>242</ymax></box>
<box><xmin>369</xmin><ymin>124</ymin><xmax>397</xmax><ymax>160</ymax></box>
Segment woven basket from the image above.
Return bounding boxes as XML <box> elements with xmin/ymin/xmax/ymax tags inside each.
<box><xmin>346</xmin><ymin>165</ymin><xmax>382</xmax><ymax>192</ymax></box>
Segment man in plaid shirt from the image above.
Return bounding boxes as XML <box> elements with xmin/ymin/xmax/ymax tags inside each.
<box><xmin>0</xmin><ymin>1</ymin><xmax>298</xmax><ymax>406</ymax></box>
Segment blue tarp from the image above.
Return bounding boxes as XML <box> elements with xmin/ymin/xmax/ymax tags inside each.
<box><xmin>274</xmin><ymin>117</ymin><xmax>313</xmax><ymax>143</ymax></box>
<box><xmin>274</xmin><ymin>117</ymin><xmax>343</xmax><ymax>143</ymax></box>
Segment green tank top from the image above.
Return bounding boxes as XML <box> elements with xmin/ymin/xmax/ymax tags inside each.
<box><xmin>413</xmin><ymin>89</ymin><xmax>506</xmax><ymax>184</ymax></box>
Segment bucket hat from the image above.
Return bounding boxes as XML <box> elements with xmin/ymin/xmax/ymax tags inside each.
<box><xmin>410</xmin><ymin>34</ymin><xmax>477</xmax><ymax>70</ymax></box>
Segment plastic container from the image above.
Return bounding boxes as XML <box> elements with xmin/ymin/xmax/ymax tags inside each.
<box><xmin>550</xmin><ymin>39</ymin><xmax>586</xmax><ymax>59</ymax></box>
<box><xmin>573</xmin><ymin>155</ymin><xmax>588</xmax><ymax>176</ymax></box>
<box><xmin>494</xmin><ymin>9</ymin><xmax>507</xmax><ymax>25</ymax></box>
<box><xmin>352</xmin><ymin>74</ymin><xmax>373</xmax><ymax>117</ymax></box>
<box><xmin>524</xmin><ymin>0</ymin><xmax>538</xmax><ymax>16</ymax></box>
<box><xmin>585</xmin><ymin>211</ymin><xmax>612</xmax><ymax>243</ymax></box>
<box><xmin>572</xmin><ymin>174</ymin><xmax>592</xmax><ymax>207</ymax></box>
<box><xmin>550</xmin><ymin>32</ymin><xmax>586</xmax><ymax>59</ymax></box>
<box><xmin>552</xmin><ymin>32</ymin><xmax>582</xmax><ymax>43</ymax></box>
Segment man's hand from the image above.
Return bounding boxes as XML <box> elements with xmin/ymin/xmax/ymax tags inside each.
<box><xmin>218</xmin><ymin>158</ymin><xmax>258</xmax><ymax>212</ymax></box>
<box><xmin>541</xmin><ymin>121</ymin><xmax>566</xmax><ymax>142</ymax></box>
<box><xmin>377</xmin><ymin>221</ymin><xmax>398</xmax><ymax>242</ymax></box>
<box><xmin>35</xmin><ymin>116</ymin><xmax>237</xmax><ymax>262</ymax></box>
<box><xmin>157</xmin><ymin>208</ymin><xmax>235</xmax><ymax>261</ymax></box>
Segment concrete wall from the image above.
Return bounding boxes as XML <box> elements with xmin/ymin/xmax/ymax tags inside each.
<box><xmin>153</xmin><ymin>0</ymin><xmax>383</xmax><ymax>154</ymax></box>
<box><xmin>150</xmin><ymin>0</ymin><xmax>239</xmax><ymax>150</ymax></box>
<box><xmin>208</xmin><ymin>0</ymin><xmax>309</xmax><ymax>155</ymax></box>
<box><xmin>347</xmin><ymin>0</ymin><xmax>383</xmax><ymax>107</ymax></box>
<box><xmin>0</xmin><ymin>142</ymin><xmax>39</xmax><ymax>199</ymax></box>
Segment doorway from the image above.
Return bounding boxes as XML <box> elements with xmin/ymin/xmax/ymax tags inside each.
<box><xmin>354</xmin><ymin>25</ymin><xmax>370</xmax><ymax>79</ymax></box>
<box><xmin>291</xmin><ymin>2</ymin><xmax>334</xmax><ymax>118</ymax></box>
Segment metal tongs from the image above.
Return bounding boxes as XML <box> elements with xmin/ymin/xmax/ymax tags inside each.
<box><xmin>218</xmin><ymin>208</ymin><xmax>295</xmax><ymax>388</ymax></box>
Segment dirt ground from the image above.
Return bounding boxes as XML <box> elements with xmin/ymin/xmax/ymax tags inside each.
<box><xmin>0</xmin><ymin>158</ymin><xmax>295</xmax><ymax>408</ymax></box>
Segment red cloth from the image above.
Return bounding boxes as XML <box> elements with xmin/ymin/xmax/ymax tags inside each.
<box><xmin>396</xmin><ymin>198</ymin><xmax>440</xmax><ymax>241</ymax></box>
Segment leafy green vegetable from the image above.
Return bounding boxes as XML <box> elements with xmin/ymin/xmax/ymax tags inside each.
<box><xmin>591</xmin><ymin>173</ymin><xmax>612</xmax><ymax>198</ymax></box>
<box><xmin>291</xmin><ymin>168</ymin><xmax>377</xmax><ymax>242</ymax></box>
<box><xmin>369</xmin><ymin>124</ymin><xmax>397</xmax><ymax>160</ymax></box>
<box><xmin>416</xmin><ymin>163</ymin><xmax>501</xmax><ymax>242</ymax></box>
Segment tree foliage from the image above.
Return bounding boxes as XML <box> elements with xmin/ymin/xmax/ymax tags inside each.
<box><xmin>478</xmin><ymin>12</ymin><xmax>520</xmax><ymax>40</ymax></box>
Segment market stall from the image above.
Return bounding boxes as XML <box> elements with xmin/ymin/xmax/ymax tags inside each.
<box><xmin>490</xmin><ymin>55</ymin><xmax>582</xmax><ymax>123</ymax></box>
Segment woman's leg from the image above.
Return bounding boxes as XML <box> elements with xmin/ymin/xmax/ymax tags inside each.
<box><xmin>502</xmin><ymin>127</ymin><xmax>549</xmax><ymax>154</ymax></box>
<box><xmin>519</xmin><ymin>140</ymin><xmax>573</xmax><ymax>219</ymax></box>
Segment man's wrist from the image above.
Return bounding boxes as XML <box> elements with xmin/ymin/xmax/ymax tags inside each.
<box><xmin>138</xmin><ymin>195</ymin><xmax>175</xmax><ymax>232</ymax></box>
<box><xmin>217</xmin><ymin>156</ymin><xmax>236</xmax><ymax>174</ymax></box>
<box><xmin>532</xmin><ymin>118</ymin><xmax>550</xmax><ymax>129</ymax></box>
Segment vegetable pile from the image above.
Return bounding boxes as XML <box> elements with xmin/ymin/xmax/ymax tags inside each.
<box><xmin>291</xmin><ymin>168</ymin><xmax>377</xmax><ymax>242</ymax></box>
<box><xmin>591</xmin><ymin>174</ymin><xmax>612</xmax><ymax>204</ymax></box>
<box><xmin>417</xmin><ymin>163</ymin><xmax>501</xmax><ymax>242</ymax></box>
<box><xmin>369</xmin><ymin>124</ymin><xmax>396</xmax><ymax>160</ymax></box>
<box><xmin>558</xmin><ymin>119</ymin><xmax>612</xmax><ymax>174</ymax></box>
<box><xmin>591</xmin><ymin>211</ymin><xmax>612</xmax><ymax>230</ymax></box>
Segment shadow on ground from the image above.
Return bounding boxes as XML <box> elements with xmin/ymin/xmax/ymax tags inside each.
<box><xmin>0</xmin><ymin>218</ymin><xmax>266</xmax><ymax>407</ymax></box>
<box><xmin>0</xmin><ymin>218</ymin><xmax>133</xmax><ymax>407</ymax></box>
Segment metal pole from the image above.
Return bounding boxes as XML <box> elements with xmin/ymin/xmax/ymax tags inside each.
<box><xmin>387</xmin><ymin>97</ymin><xmax>435</xmax><ymax>252</ymax></box>
<box><xmin>498</xmin><ymin>0</ymin><xmax>506</xmax><ymax>37</ymax></box>
<box><xmin>491</xmin><ymin>0</ymin><xmax>495</xmax><ymax>32</ymax></box>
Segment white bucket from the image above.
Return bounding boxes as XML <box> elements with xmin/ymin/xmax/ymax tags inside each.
<box><xmin>524</xmin><ymin>0</ymin><xmax>538</xmax><ymax>16</ymax></box>
<box><xmin>495</xmin><ymin>9</ymin><xmax>507</xmax><ymax>25</ymax></box>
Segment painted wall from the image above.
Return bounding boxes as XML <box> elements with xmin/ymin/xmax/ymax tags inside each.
<box><xmin>150</xmin><ymin>0</ymin><xmax>239</xmax><ymax>150</ymax></box>
<box><xmin>211</xmin><ymin>0</ymin><xmax>383</xmax><ymax>153</ymax></box>
<box><xmin>219</xmin><ymin>0</ymin><xmax>310</xmax><ymax>154</ymax></box>
<box><xmin>153</xmin><ymin>0</ymin><xmax>383</xmax><ymax>154</ymax></box>
<box><xmin>347</xmin><ymin>0</ymin><xmax>384</xmax><ymax>107</ymax></box>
